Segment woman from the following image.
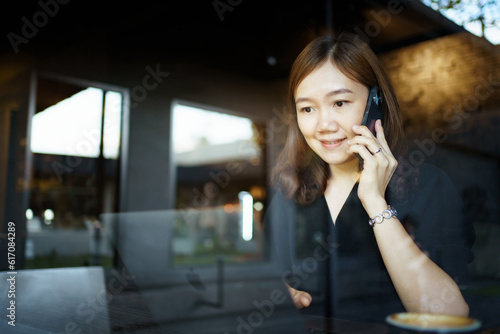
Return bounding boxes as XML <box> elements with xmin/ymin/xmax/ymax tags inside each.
<box><xmin>271</xmin><ymin>32</ymin><xmax>472</xmax><ymax>321</ymax></box>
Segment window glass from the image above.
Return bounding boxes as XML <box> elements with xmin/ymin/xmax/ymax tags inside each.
<box><xmin>31</xmin><ymin>87</ymin><xmax>122</xmax><ymax>159</ymax></box>
<box><xmin>172</xmin><ymin>103</ymin><xmax>267</xmax><ymax>266</ymax></box>
<box><xmin>25</xmin><ymin>76</ymin><xmax>124</xmax><ymax>269</ymax></box>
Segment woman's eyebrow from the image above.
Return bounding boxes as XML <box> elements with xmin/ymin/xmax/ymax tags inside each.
<box><xmin>325</xmin><ymin>88</ymin><xmax>354</xmax><ymax>98</ymax></box>
<box><xmin>295</xmin><ymin>88</ymin><xmax>354</xmax><ymax>104</ymax></box>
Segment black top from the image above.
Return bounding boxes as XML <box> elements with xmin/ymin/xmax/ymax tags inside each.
<box><xmin>267</xmin><ymin>163</ymin><xmax>474</xmax><ymax>323</ymax></box>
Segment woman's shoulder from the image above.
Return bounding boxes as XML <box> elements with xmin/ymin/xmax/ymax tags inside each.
<box><xmin>389</xmin><ymin>162</ymin><xmax>459</xmax><ymax>212</ymax></box>
<box><xmin>400</xmin><ymin>163</ymin><xmax>464</xmax><ymax>218</ymax></box>
<box><xmin>414</xmin><ymin>163</ymin><xmax>458</xmax><ymax>195</ymax></box>
<box><xmin>396</xmin><ymin>162</ymin><xmax>455</xmax><ymax>194</ymax></box>
<box><xmin>417</xmin><ymin>163</ymin><xmax>451</xmax><ymax>182</ymax></box>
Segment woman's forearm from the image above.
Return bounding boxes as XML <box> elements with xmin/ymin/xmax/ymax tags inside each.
<box><xmin>366</xmin><ymin>200</ymin><xmax>469</xmax><ymax>316</ymax></box>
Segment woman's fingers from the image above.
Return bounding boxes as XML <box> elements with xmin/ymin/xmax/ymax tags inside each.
<box><xmin>350</xmin><ymin>121</ymin><xmax>394</xmax><ymax>160</ymax></box>
<box><xmin>286</xmin><ymin>284</ymin><xmax>312</xmax><ymax>309</ymax></box>
<box><xmin>374</xmin><ymin>120</ymin><xmax>398</xmax><ymax>171</ymax></box>
<box><xmin>349</xmin><ymin>121</ymin><xmax>397</xmax><ymax>201</ymax></box>
<box><xmin>297</xmin><ymin>291</ymin><xmax>312</xmax><ymax>308</ymax></box>
<box><xmin>375</xmin><ymin>120</ymin><xmax>394</xmax><ymax>157</ymax></box>
<box><xmin>350</xmin><ymin>124</ymin><xmax>383</xmax><ymax>155</ymax></box>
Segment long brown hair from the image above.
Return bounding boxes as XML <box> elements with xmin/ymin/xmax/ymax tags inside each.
<box><xmin>272</xmin><ymin>32</ymin><xmax>406</xmax><ymax>205</ymax></box>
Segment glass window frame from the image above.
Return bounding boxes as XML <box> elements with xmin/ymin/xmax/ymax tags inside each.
<box><xmin>31</xmin><ymin>71</ymin><xmax>131</xmax><ymax>214</ymax></box>
<box><xmin>21</xmin><ymin>70</ymin><xmax>130</xmax><ymax>270</ymax></box>
<box><xmin>163</xmin><ymin>98</ymin><xmax>286</xmax><ymax>285</ymax></box>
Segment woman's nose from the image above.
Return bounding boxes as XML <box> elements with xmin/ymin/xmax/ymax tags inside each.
<box><xmin>317</xmin><ymin>110</ymin><xmax>338</xmax><ymax>131</ymax></box>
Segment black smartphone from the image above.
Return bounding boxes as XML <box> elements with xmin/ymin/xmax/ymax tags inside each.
<box><xmin>355</xmin><ymin>86</ymin><xmax>384</xmax><ymax>162</ymax></box>
<box><xmin>361</xmin><ymin>86</ymin><xmax>384</xmax><ymax>135</ymax></box>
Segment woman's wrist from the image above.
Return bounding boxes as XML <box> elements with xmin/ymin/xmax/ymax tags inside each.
<box><xmin>362</xmin><ymin>197</ymin><xmax>388</xmax><ymax>218</ymax></box>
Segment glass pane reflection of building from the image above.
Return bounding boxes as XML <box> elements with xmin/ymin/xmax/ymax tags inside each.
<box><xmin>172</xmin><ymin>103</ymin><xmax>267</xmax><ymax>266</ymax></box>
<box><xmin>26</xmin><ymin>76</ymin><xmax>123</xmax><ymax>269</ymax></box>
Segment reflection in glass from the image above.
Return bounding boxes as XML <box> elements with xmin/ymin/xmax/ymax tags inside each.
<box><xmin>172</xmin><ymin>205</ymin><xmax>262</xmax><ymax>266</ymax></box>
<box><xmin>172</xmin><ymin>102</ymin><xmax>267</xmax><ymax>266</ymax></box>
<box><xmin>30</xmin><ymin>87</ymin><xmax>122</xmax><ymax>159</ymax></box>
<box><xmin>103</xmin><ymin>91</ymin><xmax>122</xmax><ymax>159</ymax></box>
<box><xmin>173</xmin><ymin>104</ymin><xmax>254</xmax><ymax>155</ymax></box>
<box><xmin>25</xmin><ymin>76</ymin><xmax>124</xmax><ymax>269</ymax></box>
<box><xmin>239</xmin><ymin>191</ymin><xmax>253</xmax><ymax>241</ymax></box>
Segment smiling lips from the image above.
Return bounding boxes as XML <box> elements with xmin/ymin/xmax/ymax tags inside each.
<box><xmin>319</xmin><ymin>137</ymin><xmax>347</xmax><ymax>149</ymax></box>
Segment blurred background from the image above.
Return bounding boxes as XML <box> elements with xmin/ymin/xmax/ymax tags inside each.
<box><xmin>0</xmin><ymin>0</ymin><xmax>498</xmax><ymax>331</ymax></box>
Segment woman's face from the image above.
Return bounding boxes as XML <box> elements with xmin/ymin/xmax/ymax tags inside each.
<box><xmin>295</xmin><ymin>61</ymin><xmax>369</xmax><ymax>167</ymax></box>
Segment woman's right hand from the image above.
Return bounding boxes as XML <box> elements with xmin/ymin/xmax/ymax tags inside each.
<box><xmin>286</xmin><ymin>284</ymin><xmax>312</xmax><ymax>309</ymax></box>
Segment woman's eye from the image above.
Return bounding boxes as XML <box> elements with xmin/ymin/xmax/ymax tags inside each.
<box><xmin>301</xmin><ymin>107</ymin><xmax>313</xmax><ymax>113</ymax></box>
<box><xmin>334</xmin><ymin>101</ymin><xmax>346</xmax><ymax>107</ymax></box>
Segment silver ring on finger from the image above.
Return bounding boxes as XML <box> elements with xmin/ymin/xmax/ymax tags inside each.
<box><xmin>374</xmin><ymin>147</ymin><xmax>382</xmax><ymax>154</ymax></box>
